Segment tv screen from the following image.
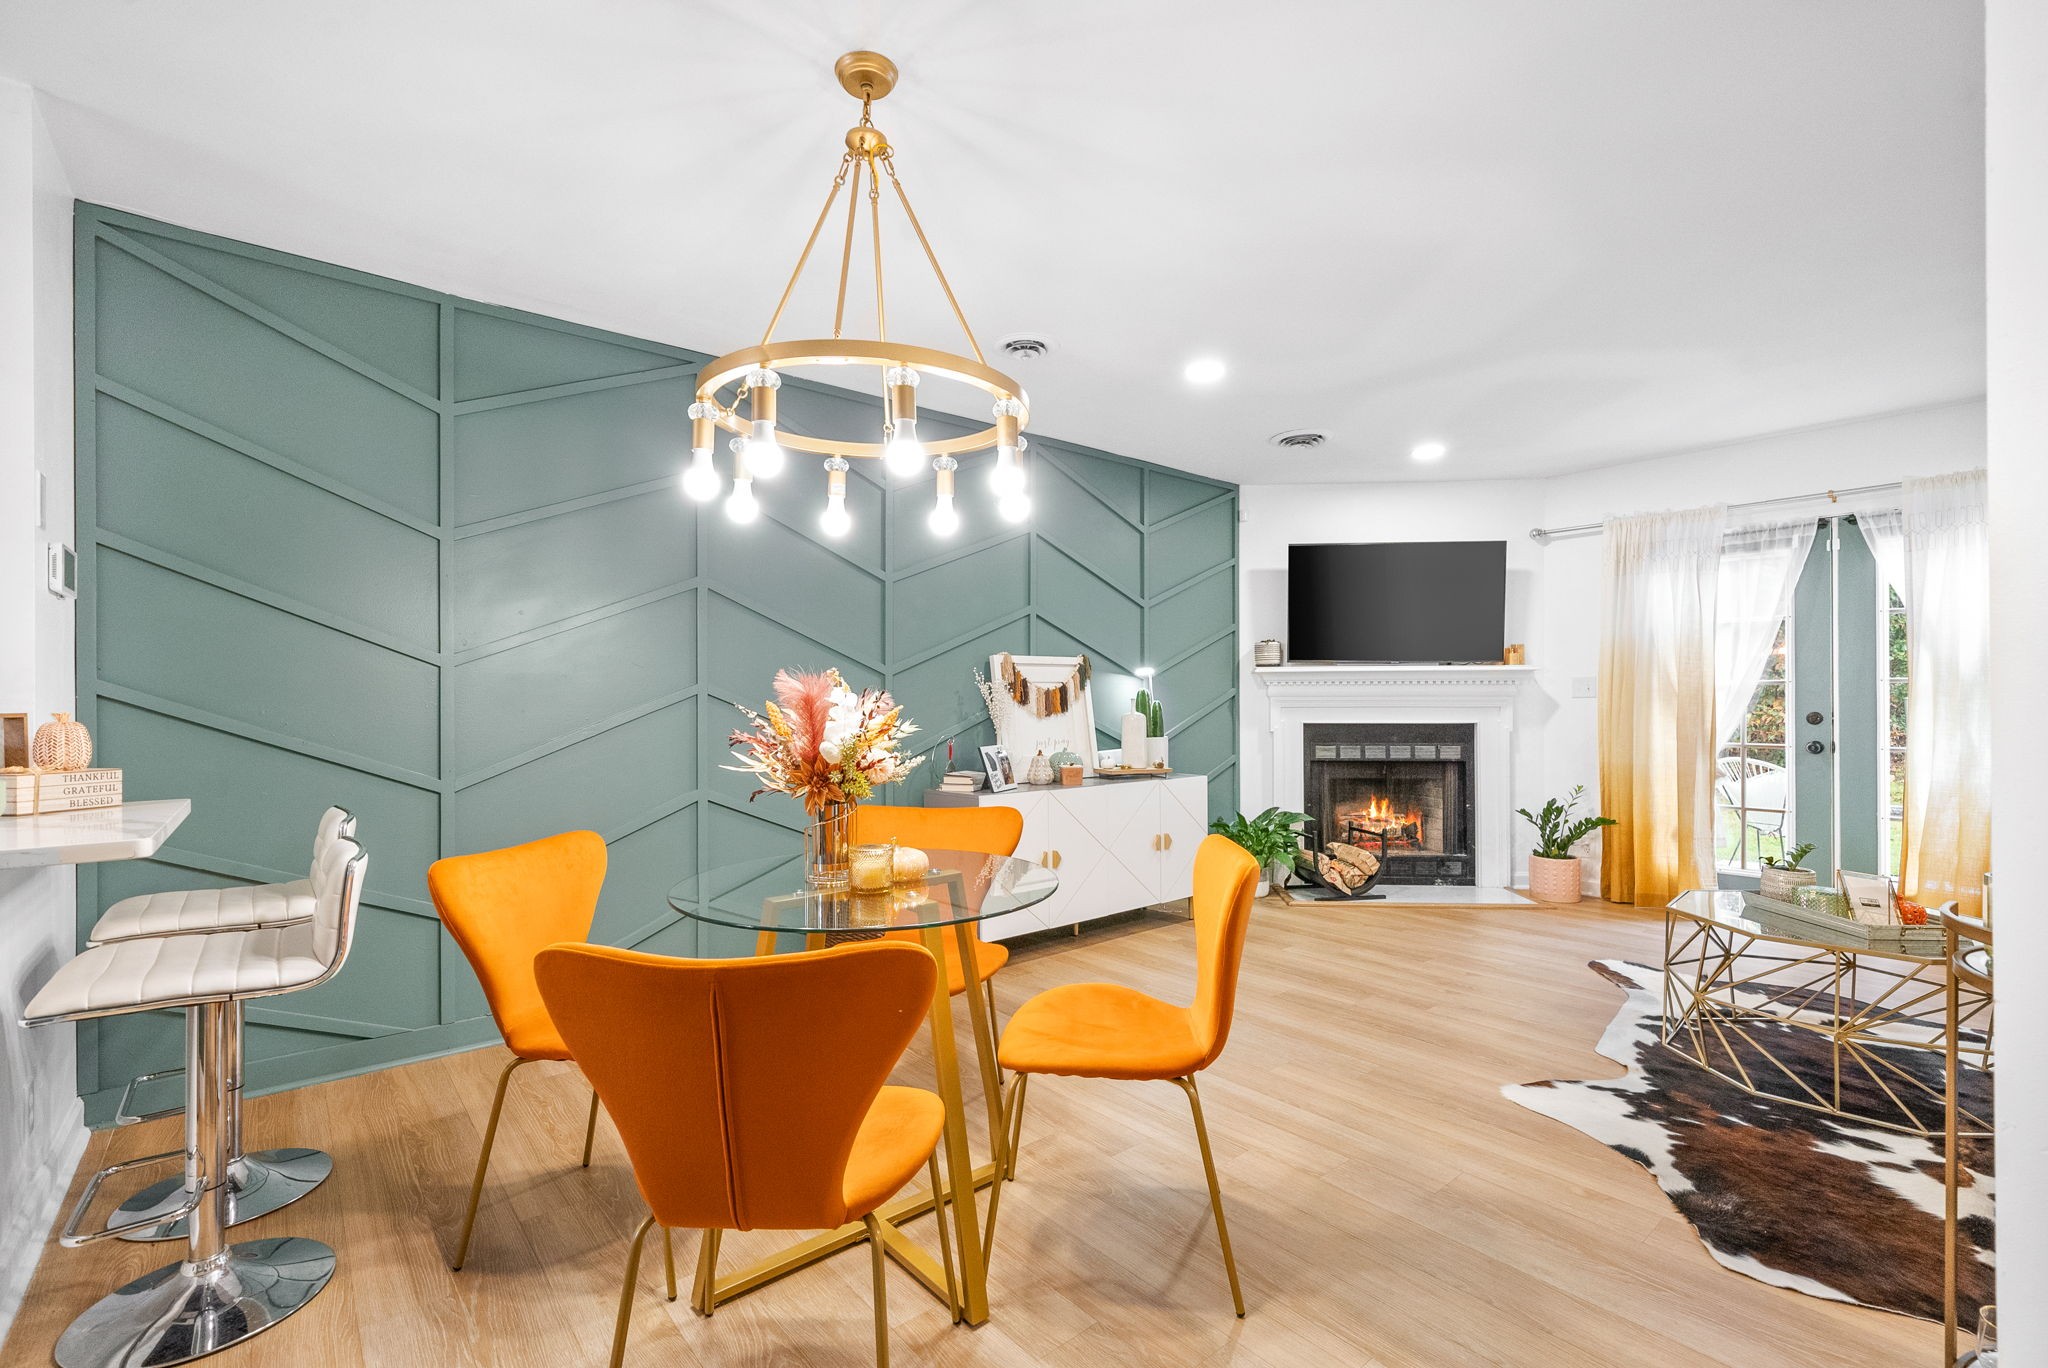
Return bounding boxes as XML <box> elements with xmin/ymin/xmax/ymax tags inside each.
<box><xmin>1287</xmin><ymin>541</ymin><xmax>1506</xmax><ymax>663</ymax></box>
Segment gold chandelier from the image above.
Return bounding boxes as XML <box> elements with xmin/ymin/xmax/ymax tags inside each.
<box><xmin>684</xmin><ymin>50</ymin><xmax>1031</xmax><ymax>537</ymax></box>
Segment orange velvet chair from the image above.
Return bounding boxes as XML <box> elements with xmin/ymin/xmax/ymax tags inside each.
<box><xmin>988</xmin><ymin>833</ymin><xmax>1260</xmax><ymax>1316</ymax></box>
<box><xmin>534</xmin><ymin>940</ymin><xmax>952</xmax><ymax>1368</ymax></box>
<box><xmin>854</xmin><ymin>803</ymin><xmax>1023</xmax><ymax>1096</ymax></box>
<box><xmin>428</xmin><ymin>829</ymin><xmax>608</xmax><ymax>1270</ymax></box>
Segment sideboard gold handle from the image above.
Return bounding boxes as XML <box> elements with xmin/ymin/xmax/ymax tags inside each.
<box><xmin>1163</xmin><ymin>833</ymin><xmax>1173</xmax><ymax>851</ymax></box>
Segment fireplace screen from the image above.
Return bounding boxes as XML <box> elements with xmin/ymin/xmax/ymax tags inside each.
<box><xmin>1303</xmin><ymin>723</ymin><xmax>1476</xmax><ymax>884</ymax></box>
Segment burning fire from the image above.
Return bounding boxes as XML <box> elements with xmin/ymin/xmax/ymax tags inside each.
<box><xmin>1344</xmin><ymin>794</ymin><xmax>1422</xmax><ymax>828</ymax></box>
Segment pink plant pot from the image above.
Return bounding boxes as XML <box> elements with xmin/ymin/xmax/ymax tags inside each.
<box><xmin>1528</xmin><ymin>855</ymin><xmax>1584</xmax><ymax>904</ymax></box>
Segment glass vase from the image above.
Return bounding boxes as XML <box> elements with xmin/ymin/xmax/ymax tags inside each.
<box><xmin>805</xmin><ymin>801</ymin><xmax>855</xmax><ymax>890</ymax></box>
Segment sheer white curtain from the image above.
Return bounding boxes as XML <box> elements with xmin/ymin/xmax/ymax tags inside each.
<box><xmin>1859</xmin><ymin>471</ymin><xmax>1991</xmax><ymax>911</ymax></box>
<box><xmin>1599</xmin><ymin>505</ymin><xmax>1726</xmax><ymax>905</ymax></box>
<box><xmin>1715</xmin><ymin>518</ymin><xmax>1819</xmax><ymax>747</ymax></box>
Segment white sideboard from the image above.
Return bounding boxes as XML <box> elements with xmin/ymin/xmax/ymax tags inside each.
<box><xmin>925</xmin><ymin>775</ymin><xmax>1211</xmax><ymax>940</ymax></box>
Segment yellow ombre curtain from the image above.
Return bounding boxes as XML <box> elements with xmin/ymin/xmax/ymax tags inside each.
<box><xmin>1599</xmin><ymin>506</ymin><xmax>1725</xmax><ymax>906</ymax></box>
<box><xmin>1856</xmin><ymin>471</ymin><xmax>1991</xmax><ymax>915</ymax></box>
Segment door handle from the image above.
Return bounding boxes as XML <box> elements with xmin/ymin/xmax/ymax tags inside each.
<box><xmin>1806</xmin><ymin>740</ymin><xmax>1826</xmax><ymax>755</ymax></box>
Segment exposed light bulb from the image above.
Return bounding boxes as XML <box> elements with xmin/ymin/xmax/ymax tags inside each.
<box><xmin>1410</xmin><ymin>440</ymin><xmax>1448</xmax><ymax>463</ymax></box>
<box><xmin>990</xmin><ymin>443</ymin><xmax>1023</xmax><ymax>495</ymax></box>
<box><xmin>883</xmin><ymin>418</ymin><xmax>926</xmax><ymax>477</ymax></box>
<box><xmin>680</xmin><ymin>446</ymin><xmax>720</xmax><ymax>501</ymax></box>
<box><xmin>725</xmin><ymin>477</ymin><xmax>759</xmax><ymax>523</ymax></box>
<box><xmin>998</xmin><ymin>491</ymin><xmax>1032</xmax><ymax>524</ymax></box>
<box><xmin>746</xmin><ymin>420</ymin><xmax>786</xmax><ymax>478</ymax></box>
<box><xmin>928</xmin><ymin>491</ymin><xmax>960</xmax><ymax>536</ymax></box>
<box><xmin>819</xmin><ymin>493</ymin><xmax>851</xmax><ymax>538</ymax></box>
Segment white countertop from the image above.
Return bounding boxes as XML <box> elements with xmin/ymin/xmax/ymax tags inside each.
<box><xmin>0</xmin><ymin>799</ymin><xmax>192</xmax><ymax>868</ymax></box>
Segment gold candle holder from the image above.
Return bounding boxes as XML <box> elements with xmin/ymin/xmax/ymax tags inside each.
<box><xmin>849</xmin><ymin>841</ymin><xmax>896</xmax><ymax>893</ymax></box>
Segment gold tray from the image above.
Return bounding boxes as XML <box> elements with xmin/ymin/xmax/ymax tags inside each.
<box><xmin>1094</xmin><ymin>766</ymin><xmax>1172</xmax><ymax>779</ymax></box>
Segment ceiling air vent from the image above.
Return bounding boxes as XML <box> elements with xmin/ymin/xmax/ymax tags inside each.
<box><xmin>1269</xmin><ymin>429</ymin><xmax>1328</xmax><ymax>450</ymax></box>
<box><xmin>998</xmin><ymin>333</ymin><xmax>1055</xmax><ymax>360</ymax></box>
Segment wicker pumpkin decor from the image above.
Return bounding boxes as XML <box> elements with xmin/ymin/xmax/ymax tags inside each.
<box><xmin>30</xmin><ymin>712</ymin><xmax>92</xmax><ymax>771</ymax></box>
<box><xmin>1025</xmin><ymin>748</ymin><xmax>1055</xmax><ymax>785</ymax></box>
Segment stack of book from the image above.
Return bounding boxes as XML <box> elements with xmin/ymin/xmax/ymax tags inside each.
<box><xmin>1</xmin><ymin>767</ymin><xmax>124</xmax><ymax>816</ymax></box>
<box><xmin>937</xmin><ymin>770</ymin><xmax>985</xmax><ymax>795</ymax></box>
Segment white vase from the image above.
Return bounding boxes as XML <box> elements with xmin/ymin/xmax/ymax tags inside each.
<box><xmin>1119</xmin><ymin>711</ymin><xmax>1149</xmax><ymax>766</ymax></box>
<box><xmin>1147</xmin><ymin>735</ymin><xmax>1170</xmax><ymax>768</ymax></box>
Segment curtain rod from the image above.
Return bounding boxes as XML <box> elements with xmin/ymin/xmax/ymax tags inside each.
<box><xmin>1526</xmin><ymin>480</ymin><xmax>1903</xmax><ymax>543</ymax></box>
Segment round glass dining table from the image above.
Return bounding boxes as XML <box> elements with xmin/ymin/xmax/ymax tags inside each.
<box><xmin>664</xmin><ymin>849</ymin><xmax>1058</xmax><ymax>1327</ymax></box>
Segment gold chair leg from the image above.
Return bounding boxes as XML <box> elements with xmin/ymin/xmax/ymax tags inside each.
<box><xmin>983</xmin><ymin>1073</ymin><xmax>1028</xmax><ymax>1256</ymax></box>
<box><xmin>693</xmin><ymin>1227</ymin><xmax>723</xmax><ymax>1317</ymax></box>
<box><xmin>984</xmin><ymin>978</ymin><xmax>1005</xmax><ymax>1089</ymax></box>
<box><xmin>1174</xmin><ymin>1075</ymin><xmax>1245</xmax><ymax>1318</ymax></box>
<box><xmin>663</xmin><ymin>1226</ymin><xmax>676</xmax><ymax>1302</ymax></box>
<box><xmin>453</xmin><ymin>1055</ymin><xmax>530</xmax><ymax>1270</ymax></box>
<box><xmin>863</xmin><ymin>1214</ymin><xmax>891</xmax><ymax>1368</ymax></box>
<box><xmin>582</xmin><ymin>1088</ymin><xmax>602</xmax><ymax>1168</ymax></box>
<box><xmin>926</xmin><ymin>1150</ymin><xmax>960</xmax><ymax>1322</ymax></box>
<box><xmin>610</xmin><ymin>1214</ymin><xmax>657</xmax><ymax>1368</ymax></box>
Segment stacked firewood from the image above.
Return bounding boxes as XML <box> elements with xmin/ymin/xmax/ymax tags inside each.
<box><xmin>1315</xmin><ymin>841</ymin><xmax>1382</xmax><ymax>895</ymax></box>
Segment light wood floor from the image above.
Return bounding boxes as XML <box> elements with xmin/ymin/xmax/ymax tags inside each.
<box><xmin>4</xmin><ymin>898</ymin><xmax>1938</xmax><ymax>1368</ymax></box>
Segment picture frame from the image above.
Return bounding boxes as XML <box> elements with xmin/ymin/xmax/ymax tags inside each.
<box><xmin>980</xmin><ymin>744</ymin><xmax>1018</xmax><ymax>793</ymax></box>
<box><xmin>986</xmin><ymin>654</ymin><xmax>1100</xmax><ymax>776</ymax></box>
<box><xmin>1836</xmin><ymin>868</ymin><xmax>1897</xmax><ymax>927</ymax></box>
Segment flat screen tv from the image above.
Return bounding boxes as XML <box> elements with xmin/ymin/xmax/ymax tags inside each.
<box><xmin>1287</xmin><ymin>540</ymin><xmax>1506</xmax><ymax>663</ymax></box>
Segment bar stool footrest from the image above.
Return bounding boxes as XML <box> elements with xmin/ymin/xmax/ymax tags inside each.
<box><xmin>113</xmin><ymin>1067</ymin><xmax>186</xmax><ymax>1127</ymax></box>
<box><xmin>60</xmin><ymin>1150</ymin><xmax>197</xmax><ymax>1247</ymax></box>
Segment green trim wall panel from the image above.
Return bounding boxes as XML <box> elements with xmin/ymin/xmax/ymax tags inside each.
<box><xmin>72</xmin><ymin>204</ymin><xmax>1237</xmax><ymax>1121</ymax></box>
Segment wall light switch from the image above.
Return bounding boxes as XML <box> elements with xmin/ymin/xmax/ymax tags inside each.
<box><xmin>1571</xmin><ymin>677</ymin><xmax>1597</xmax><ymax>699</ymax></box>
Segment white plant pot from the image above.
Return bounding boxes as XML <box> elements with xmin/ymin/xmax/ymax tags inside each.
<box><xmin>1759</xmin><ymin>866</ymin><xmax>1818</xmax><ymax>901</ymax></box>
<box><xmin>1527</xmin><ymin>854</ymin><xmax>1583</xmax><ymax>904</ymax></box>
<box><xmin>1148</xmin><ymin>736</ymin><xmax>1170</xmax><ymax>768</ymax></box>
<box><xmin>1256</xmin><ymin>880</ymin><xmax>1272</xmax><ymax>898</ymax></box>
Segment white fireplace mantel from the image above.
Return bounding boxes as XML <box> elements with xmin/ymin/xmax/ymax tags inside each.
<box><xmin>1255</xmin><ymin>664</ymin><xmax>1536</xmax><ymax>889</ymax></box>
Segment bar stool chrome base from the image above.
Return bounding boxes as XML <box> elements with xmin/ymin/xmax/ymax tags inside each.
<box><xmin>53</xmin><ymin>1235</ymin><xmax>335</xmax><ymax>1368</ymax></box>
<box><xmin>113</xmin><ymin>1148</ymin><xmax>334</xmax><ymax>1242</ymax></box>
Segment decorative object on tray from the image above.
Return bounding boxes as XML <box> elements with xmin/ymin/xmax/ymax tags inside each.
<box><xmin>1795</xmin><ymin>885</ymin><xmax>1852</xmax><ymax>917</ymax></box>
<box><xmin>1837</xmin><ymin>868</ymin><xmax>1897</xmax><ymax>926</ymax></box>
<box><xmin>1209</xmin><ymin>807</ymin><xmax>1310</xmax><ymax>896</ymax></box>
<box><xmin>1507</xmin><ymin>959</ymin><xmax>1994</xmax><ymax>1331</ymax></box>
<box><xmin>1757</xmin><ymin>841</ymin><xmax>1819</xmax><ymax>901</ymax></box>
<box><xmin>979</xmin><ymin>654</ymin><xmax>1099</xmax><ymax>776</ymax></box>
<box><xmin>726</xmin><ymin>668</ymin><xmax>922</xmax><ymax>889</ymax></box>
<box><xmin>1</xmin><ymin>712</ymin><xmax>28</xmax><ymax>770</ymax></box>
<box><xmin>1</xmin><ymin>766</ymin><xmax>124</xmax><ymax>816</ymax></box>
<box><xmin>1146</xmin><ymin>696</ymin><xmax>1168</xmax><ymax>768</ymax></box>
<box><xmin>1024</xmin><ymin>748</ymin><xmax>1055</xmax><ymax>786</ymax></box>
<box><xmin>979</xmin><ymin>744</ymin><xmax>1018</xmax><ymax>792</ymax></box>
<box><xmin>30</xmin><ymin>711</ymin><xmax>92</xmax><ymax>771</ymax></box>
<box><xmin>1253</xmin><ymin>639</ymin><xmax>1284</xmax><ymax>667</ymax></box>
<box><xmin>1516</xmin><ymin>785</ymin><xmax>1616</xmax><ymax>904</ymax></box>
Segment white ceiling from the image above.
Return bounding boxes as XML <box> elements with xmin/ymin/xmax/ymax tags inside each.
<box><xmin>0</xmin><ymin>0</ymin><xmax>1985</xmax><ymax>483</ymax></box>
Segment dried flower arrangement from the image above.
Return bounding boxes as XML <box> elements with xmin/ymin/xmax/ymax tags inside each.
<box><xmin>726</xmin><ymin>668</ymin><xmax>923</xmax><ymax>813</ymax></box>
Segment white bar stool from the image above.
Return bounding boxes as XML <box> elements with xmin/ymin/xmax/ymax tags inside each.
<box><xmin>20</xmin><ymin>835</ymin><xmax>366</xmax><ymax>1368</ymax></box>
<box><xmin>83</xmin><ymin>806</ymin><xmax>356</xmax><ymax>1240</ymax></box>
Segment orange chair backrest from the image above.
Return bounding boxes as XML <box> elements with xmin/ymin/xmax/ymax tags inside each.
<box><xmin>853</xmin><ymin>804</ymin><xmax>1024</xmax><ymax>859</ymax></box>
<box><xmin>856</xmin><ymin>805</ymin><xmax>1023</xmax><ymax>948</ymax></box>
<box><xmin>428</xmin><ymin>831</ymin><xmax>607</xmax><ymax>1051</ymax></box>
<box><xmin>1188</xmin><ymin>834</ymin><xmax>1260</xmax><ymax>1070</ymax></box>
<box><xmin>534</xmin><ymin>940</ymin><xmax>937</xmax><ymax>1232</ymax></box>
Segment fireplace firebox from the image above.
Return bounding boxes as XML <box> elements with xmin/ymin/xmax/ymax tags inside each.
<box><xmin>1302</xmin><ymin>723</ymin><xmax>1476</xmax><ymax>885</ymax></box>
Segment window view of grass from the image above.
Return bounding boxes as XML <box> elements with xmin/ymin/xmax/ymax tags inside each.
<box><xmin>1715</xmin><ymin>622</ymin><xmax>1790</xmax><ymax>872</ymax></box>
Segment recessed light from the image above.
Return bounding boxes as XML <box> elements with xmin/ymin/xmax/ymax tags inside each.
<box><xmin>1410</xmin><ymin>441</ymin><xmax>1448</xmax><ymax>463</ymax></box>
<box><xmin>1183</xmin><ymin>357</ymin><xmax>1227</xmax><ymax>385</ymax></box>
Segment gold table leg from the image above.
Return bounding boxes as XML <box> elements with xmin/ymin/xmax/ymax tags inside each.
<box><xmin>919</xmin><ymin>923</ymin><xmax>991</xmax><ymax>1324</ymax></box>
<box><xmin>955</xmin><ymin>919</ymin><xmax>1008</xmax><ymax>1178</ymax></box>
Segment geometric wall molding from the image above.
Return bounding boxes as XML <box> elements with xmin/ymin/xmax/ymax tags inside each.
<box><xmin>72</xmin><ymin>203</ymin><xmax>1237</xmax><ymax>1122</ymax></box>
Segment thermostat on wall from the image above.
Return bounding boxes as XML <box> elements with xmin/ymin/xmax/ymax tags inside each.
<box><xmin>47</xmin><ymin>542</ymin><xmax>77</xmax><ymax>598</ymax></box>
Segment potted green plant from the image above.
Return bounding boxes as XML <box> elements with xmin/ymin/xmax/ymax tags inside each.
<box><xmin>1209</xmin><ymin>807</ymin><xmax>1311</xmax><ymax>896</ymax></box>
<box><xmin>1516</xmin><ymin>785</ymin><xmax>1617</xmax><ymax>904</ymax></box>
<box><xmin>1758</xmin><ymin>842</ymin><xmax>1819</xmax><ymax>901</ymax></box>
<box><xmin>1147</xmin><ymin>698</ymin><xmax>1168</xmax><ymax>768</ymax></box>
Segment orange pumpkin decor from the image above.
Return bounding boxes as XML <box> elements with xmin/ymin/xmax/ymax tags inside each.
<box><xmin>1895</xmin><ymin>894</ymin><xmax>1929</xmax><ymax>926</ymax></box>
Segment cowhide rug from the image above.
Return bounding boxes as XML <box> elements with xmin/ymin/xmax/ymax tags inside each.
<box><xmin>1504</xmin><ymin>959</ymin><xmax>1993</xmax><ymax>1327</ymax></box>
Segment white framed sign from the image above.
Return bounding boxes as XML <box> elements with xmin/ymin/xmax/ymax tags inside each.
<box><xmin>987</xmin><ymin>654</ymin><xmax>1100</xmax><ymax>775</ymax></box>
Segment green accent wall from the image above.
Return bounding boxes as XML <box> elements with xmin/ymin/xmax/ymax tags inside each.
<box><xmin>72</xmin><ymin>204</ymin><xmax>1238</xmax><ymax>1121</ymax></box>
